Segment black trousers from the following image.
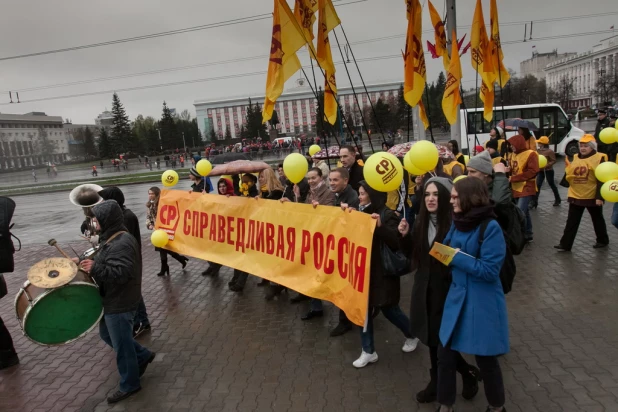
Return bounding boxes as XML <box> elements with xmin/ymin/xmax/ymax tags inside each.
<box><xmin>438</xmin><ymin>344</ymin><xmax>505</xmax><ymax>407</ymax></box>
<box><xmin>536</xmin><ymin>169</ymin><xmax>561</xmax><ymax>203</ymax></box>
<box><xmin>159</xmin><ymin>249</ymin><xmax>185</xmax><ymax>265</ymax></box>
<box><xmin>0</xmin><ymin>316</ymin><xmax>16</xmax><ymax>354</ymax></box>
<box><xmin>338</xmin><ymin>308</ymin><xmax>351</xmax><ymax>325</ymax></box>
<box><xmin>429</xmin><ymin>345</ymin><xmax>470</xmax><ymax>375</ymax></box>
<box><xmin>559</xmin><ymin>203</ymin><xmax>609</xmax><ymax>250</ymax></box>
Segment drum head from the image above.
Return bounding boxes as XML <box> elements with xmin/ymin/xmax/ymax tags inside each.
<box><xmin>28</xmin><ymin>258</ymin><xmax>78</xmax><ymax>288</ymax></box>
<box><xmin>23</xmin><ymin>283</ymin><xmax>103</xmax><ymax>345</ymax></box>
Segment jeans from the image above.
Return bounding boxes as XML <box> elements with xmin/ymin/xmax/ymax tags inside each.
<box><xmin>559</xmin><ymin>203</ymin><xmax>609</xmax><ymax>250</ymax></box>
<box><xmin>437</xmin><ymin>344</ymin><xmax>505</xmax><ymax>407</ymax></box>
<box><xmin>536</xmin><ymin>170</ymin><xmax>561</xmax><ymax>203</ymax></box>
<box><xmin>134</xmin><ymin>297</ymin><xmax>150</xmax><ymax>327</ymax></box>
<box><xmin>516</xmin><ymin>196</ymin><xmax>534</xmax><ymax>237</ymax></box>
<box><xmin>612</xmin><ymin>203</ymin><xmax>618</xmax><ymax>230</ymax></box>
<box><xmin>99</xmin><ymin>311</ymin><xmax>153</xmax><ymax>393</ymax></box>
<box><xmin>360</xmin><ymin>305</ymin><xmax>412</xmax><ymax>353</ymax></box>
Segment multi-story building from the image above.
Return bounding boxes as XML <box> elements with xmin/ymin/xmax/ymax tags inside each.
<box><xmin>95</xmin><ymin>111</ymin><xmax>114</xmax><ymax>128</ymax></box>
<box><xmin>194</xmin><ymin>81</ymin><xmax>402</xmax><ymax>141</ymax></box>
<box><xmin>545</xmin><ymin>35</ymin><xmax>618</xmax><ymax>109</ymax></box>
<box><xmin>519</xmin><ymin>49</ymin><xmax>576</xmax><ymax>80</ymax></box>
<box><xmin>64</xmin><ymin>122</ymin><xmax>99</xmax><ymax>158</ymax></box>
<box><xmin>0</xmin><ymin>112</ymin><xmax>71</xmax><ymax>170</ymax></box>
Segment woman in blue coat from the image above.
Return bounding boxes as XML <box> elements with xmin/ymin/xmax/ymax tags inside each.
<box><xmin>437</xmin><ymin>177</ymin><xmax>508</xmax><ymax>412</ymax></box>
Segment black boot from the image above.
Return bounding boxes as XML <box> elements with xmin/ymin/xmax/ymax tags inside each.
<box><xmin>416</xmin><ymin>368</ymin><xmax>437</xmax><ymax>403</ymax></box>
<box><xmin>157</xmin><ymin>263</ymin><xmax>170</xmax><ymax>276</ymax></box>
<box><xmin>0</xmin><ymin>350</ymin><xmax>19</xmax><ymax>370</ymax></box>
<box><xmin>461</xmin><ymin>364</ymin><xmax>482</xmax><ymax>400</ymax></box>
<box><xmin>265</xmin><ymin>284</ymin><xmax>285</xmax><ymax>301</ymax></box>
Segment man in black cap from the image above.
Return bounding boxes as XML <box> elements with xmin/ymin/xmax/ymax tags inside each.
<box><xmin>595</xmin><ymin>109</ymin><xmax>612</xmax><ymax>160</ymax></box>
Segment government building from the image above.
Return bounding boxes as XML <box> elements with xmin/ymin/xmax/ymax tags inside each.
<box><xmin>545</xmin><ymin>35</ymin><xmax>618</xmax><ymax>109</ymax></box>
<box><xmin>194</xmin><ymin>81</ymin><xmax>402</xmax><ymax>141</ymax></box>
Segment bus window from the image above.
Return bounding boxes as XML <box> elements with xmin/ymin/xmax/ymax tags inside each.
<box><xmin>556</xmin><ymin>109</ymin><xmax>571</xmax><ymax>142</ymax></box>
<box><xmin>467</xmin><ymin>112</ymin><xmax>485</xmax><ymax>134</ymax></box>
<box><xmin>541</xmin><ymin>111</ymin><xmax>556</xmax><ymax>143</ymax></box>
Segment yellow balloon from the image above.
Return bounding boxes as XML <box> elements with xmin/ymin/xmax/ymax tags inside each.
<box><xmin>595</xmin><ymin>162</ymin><xmax>618</xmax><ymax>183</ymax></box>
<box><xmin>151</xmin><ymin>229</ymin><xmax>169</xmax><ymax>248</ymax></box>
<box><xmin>309</xmin><ymin>144</ymin><xmax>321</xmax><ymax>156</ymax></box>
<box><xmin>453</xmin><ymin>175</ymin><xmax>467</xmax><ymax>183</ymax></box>
<box><xmin>161</xmin><ymin>170</ymin><xmax>179</xmax><ymax>187</ymax></box>
<box><xmin>283</xmin><ymin>153</ymin><xmax>309</xmax><ymax>184</ymax></box>
<box><xmin>601</xmin><ymin>180</ymin><xmax>618</xmax><ymax>202</ymax></box>
<box><xmin>538</xmin><ymin>154</ymin><xmax>548</xmax><ymax>169</ymax></box>
<box><xmin>195</xmin><ymin>159</ymin><xmax>212</xmax><ymax>176</ymax></box>
<box><xmin>363</xmin><ymin>152</ymin><xmax>404</xmax><ymax>192</ymax></box>
<box><xmin>463</xmin><ymin>155</ymin><xmax>470</xmax><ymax>165</ymax></box>
<box><xmin>403</xmin><ymin>151</ymin><xmax>427</xmax><ymax>175</ymax></box>
<box><xmin>408</xmin><ymin>141</ymin><xmax>439</xmax><ymax>172</ymax></box>
<box><xmin>600</xmin><ymin>128</ymin><xmax>618</xmax><ymax>144</ymax></box>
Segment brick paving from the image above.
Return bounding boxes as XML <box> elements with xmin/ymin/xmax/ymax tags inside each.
<box><xmin>2</xmin><ymin>176</ymin><xmax>618</xmax><ymax>411</ymax></box>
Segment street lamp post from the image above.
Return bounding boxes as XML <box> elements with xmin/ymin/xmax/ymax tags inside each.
<box><xmin>157</xmin><ymin>129</ymin><xmax>162</xmax><ymax>151</ymax></box>
<box><xmin>182</xmin><ymin>132</ymin><xmax>187</xmax><ymax>152</ymax></box>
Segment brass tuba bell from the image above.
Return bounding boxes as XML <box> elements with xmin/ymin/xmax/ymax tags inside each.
<box><xmin>69</xmin><ymin>184</ymin><xmax>104</xmax><ymax>209</ymax></box>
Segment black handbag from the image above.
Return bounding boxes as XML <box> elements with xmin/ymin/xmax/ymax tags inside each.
<box><xmin>559</xmin><ymin>174</ymin><xmax>569</xmax><ymax>188</ymax></box>
<box><xmin>379</xmin><ymin>211</ymin><xmax>410</xmax><ymax>277</ymax></box>
<box><xmin>0</xmin><ymin>275</ymin><xmax>7</xmax><ymax>299</ymax></box>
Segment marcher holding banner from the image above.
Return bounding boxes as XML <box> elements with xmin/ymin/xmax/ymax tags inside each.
<box><xmin>349</xmin><ymin>181</ymin><xmax>418</xmax><ymax>369</ymax></box>
<box><xmin>398</xmin><ymin>177</ymin><xmax>480</xmax><ymax>403</ymax></box>
<box><xmin>203</xmin><ymin>178</ymin><xmax>236</xmax><ymax>277</ymax></box>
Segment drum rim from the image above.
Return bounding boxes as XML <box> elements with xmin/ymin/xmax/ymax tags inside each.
<box><xmin>19</xmin><ymin>281</ymin><xmax>103</xmax><ymax>347</ymax></box>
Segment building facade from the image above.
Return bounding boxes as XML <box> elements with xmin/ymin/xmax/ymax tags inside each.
<box><xmin>0</xmin><ymin>112</ymin><xmax>71</xmax><ymax>170</ymax></box>
<box><xmin>194</xmin><ymin>81</ymin><xmax>402</xmax><ymax>141</ymax></box>
<box><xmin>545</xmin><ymin>35</ymin><xmax>618</xmax><ymax>109</ymax></box>
<box><xmin>95</xmin><ymin>111</ymin><xmax>114</xmax><ymax>128</ymax></box>
<box><xmin>519</xmin><ymin>49</ymin><xmax>576</xmax><ymax>80</ymax></box>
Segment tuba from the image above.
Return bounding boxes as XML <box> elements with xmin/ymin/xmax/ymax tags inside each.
<box><xmin>70</xmin><ymin>184</ymin><xmax>103</xmax><ymax>237</ymax></box>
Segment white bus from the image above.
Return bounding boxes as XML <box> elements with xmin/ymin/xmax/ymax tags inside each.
<box><xmin>459</xmin><ymin>103</ymin><xmax>585</xmax><ymax>157</ymax></box>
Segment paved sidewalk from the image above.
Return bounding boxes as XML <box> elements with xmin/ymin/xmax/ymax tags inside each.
<box><xmin>2</xmin><ymin>183</ymin><xmax>618</xmax><ymax>411</ymax></box>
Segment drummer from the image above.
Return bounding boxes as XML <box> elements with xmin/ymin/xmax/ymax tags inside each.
<box><xmin>77</xmin><ymin>200</ymin><xmax>155</xmax><ymax>404</ymax></box>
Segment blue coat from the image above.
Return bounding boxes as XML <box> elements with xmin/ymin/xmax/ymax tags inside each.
<box><xmin>439</xmin><ymin>220</ymin><xmax>509</xmax><ymax>356</ymax></box>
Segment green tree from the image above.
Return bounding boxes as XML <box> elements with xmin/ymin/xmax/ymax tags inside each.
<box><xmin>372</xmin><ymin>98</ymin><xmax>392</xmax><ymax>135</ymax></box>
<box><xmin>110</xmin><ymin>93</ymin><xmax>132</xmax><ymax>154</ymax></box>
<box><xmin>159</xmin><ymin>102</ymin><xmax>177</xmax><ymax>149</ymax></box>
<box><xmin>35</xmin><ymin>127</ymin><xmax>56</xmax><ymax>162</ymax></box>
<box><xmin>83</xmin><ymin>127</ymin><xmax>96</xmax><ymax>157</ymax></box>
<box><xmin>133</xmin><ymin>115</ymin><xmax>160</xmax><ymax>153</ymax></box>
<box><xmin>224</xmin><ymin>127</ymin><xmax>232</xmax><ymax>141</ymax></box>
<box><xmin>97</xmin><ymin>128</ymin><xmax>112</xmax><ymax>158</ymax></box>
<box><xmin>314</xmin><ymin>90</ymin><xmax>343</xmax><ymax>137</ymax></box>
<box><xmin>208</xmin><ymin>127</ymin><xmax>216</xmax><ymax>143</ymax></box>
<box><xmin>244</xmin><ymin>99</ymin><xmax>268</xmax><ymax>140</ymax></box>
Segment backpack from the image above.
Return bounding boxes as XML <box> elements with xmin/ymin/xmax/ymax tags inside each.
<box><xmin>478</xmin><ymin>218</ymin><xmax>516</xmax><ymax>294</ymax></box>
<box><xmin>494</xmin><ymin>201</ymin><xmax>526</xmax><ymax>255</ymax></box>
<box><xmin>0</xmin><ymin>196</ymin><xmax>20</xmax><ymax>273</ymax></box>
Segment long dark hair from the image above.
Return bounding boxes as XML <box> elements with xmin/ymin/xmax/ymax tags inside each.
<box><xmin>491</xmin><ymin>127</ymin><xmax>502</xmax><ymax>140</ymax></box>
<box><xmin>454</xmin><ymin>177</ymin><xmax>490</xmax><ymax>215</ymax></box>
<box><xmin>411</xmin><ymin>181</ymin><xmax>452</xmax><ymax>268</ymax></box>
<box><xmin>448</xmin><ymin>139</ymin><xmax>460</xmax><ymax>155</ymax></box>
<box><xmin>147</xmin><ymin>186</ymin><xmax>161</xmax><ymax>208</ymax></box>
<box><xmin>519</xmin><ymin>127</ymin><xmax>532</xmax><ymax>140</ymax></box>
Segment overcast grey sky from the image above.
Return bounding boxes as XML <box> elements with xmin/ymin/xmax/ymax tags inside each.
<box><xmin>0</xmin><ymin>0</ymin><xmax>615</xmax><ymax>124</ymax></box>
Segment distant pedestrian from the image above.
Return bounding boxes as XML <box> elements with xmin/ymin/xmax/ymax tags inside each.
<box><xmin>32</xmin><ymin>169</ymin><xmax>37</xmax><ymax>182</ymax></box>
<box><xmin>92</xmin><ymin>166</ymin><xmax>98</xmax><ymax>177</ymax></box>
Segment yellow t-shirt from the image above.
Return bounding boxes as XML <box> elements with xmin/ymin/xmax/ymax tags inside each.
<box><xmin>511</xmin><ymin>150</ymin><xmax>537</xmax><ymax>193</ymax></box>
<box><xmin>566</xmin><ymin>153</ymin><xmax>604</xmax><ymax>200</ymax></box>
<box><xmin>443</xmin><ymin>161</ymin><xmax>465</xmax><ymax>177</ymax></box>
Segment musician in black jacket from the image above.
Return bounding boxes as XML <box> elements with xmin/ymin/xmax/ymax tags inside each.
<box><xmin>79</xmin><ymin>200</ymin><xmax>155</xmax><ymax>404</ymax></box>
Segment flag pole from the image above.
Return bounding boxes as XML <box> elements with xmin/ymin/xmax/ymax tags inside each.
<box><xmin>309</xmin><ymin>57</ymin><xmax>327</xmax><ymax>155</ymax></box>
<box><xmin>473</xmin><ymin>62</ymin><xmax>481</xmax><ymax>147</ymax></box>
<box><xmin>423</xmin><ymin>88</ymin><xmax>436</xmax><ymax>143</ymax></box>
<box><xmin>336</xmin><ymin>26</ymin><xmax>389</xmax><ymax>147</ymax></box>
<box><xmin>407</xmin><ymin>104</ymin><xmax>411</xmax><ymax>142</ymax></box>
<box><xmin>459</xmin><ymin>85</ymin><xmax>473</xmax><ymax>156</ymax></box>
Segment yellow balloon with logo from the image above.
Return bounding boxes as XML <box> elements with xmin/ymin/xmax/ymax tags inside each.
<box><xmin>161</xmin><ymin>170</ymin><xmax>179</xmax><ymax>187</ymax></box>
<box><xmin>363</xmin><ymin>152</ymin><xmax>404</xmax><ymax>192</ymax></box>
<box><xmin>195</xmin><ymin>159</ymin><xmax>212</xmax><ymax>176</ymax></box>
<box><xmin>283</xmin><ymin>153</ymin><xmax>308</xmax><ymax>184</ymax></box>
<box><xmin>595</xmin><ymin>162</ymin><xmax>618</xmax><ymax>183</ymax></box>
<box><xmin>151</xmin><ymin>229</ymin><xmax>169</xmax><ymax>248</ymax></box>
<box><xmin>408</xmin><ymin>141</ymin><xmax>439</xmax><ymax>172</ymax></box>
<box><xmin>403</xmin><ymin>151</ymin><xmax>427</xmax><ymax>176</ymax></box>
<box><xmin>309</xmin><ymin>144</ymin><xmax>321</xmax><ymax>156</ymax></box>
<box><xmin>538</xmin><ymin>154</ymin><xmax>548</xmax><ymax>169</ymax></box>
<box><xmin>601</xmin><ymin>180</ymin><xmax>618</xmax><ymax>202</ymax></box>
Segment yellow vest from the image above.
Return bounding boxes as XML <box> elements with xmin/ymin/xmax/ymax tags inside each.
<box><xmin>443</xmin><ymin>161</ymin><xmax>465</xmax><ymax>177</ymax></box>
<box><xmin>491</xmin><ymin>156</ymin><xmax>504</xmax><ymax>165</ymax></box>
<box><xmin>511</xmin><ymin>150</ymin><xmax>537</xmax><ymax>193</ymax></box>
<box><xmin>386</xmin><ymin>190</ymin><xmax>399</xmax><ymax>211</ymax></box>
<box><xmin>566</xmin><ymin>153</ymin><xmax>604</xmax><ymax>200</ymax></box>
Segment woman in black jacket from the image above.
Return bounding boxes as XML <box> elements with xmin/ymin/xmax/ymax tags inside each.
<box><xmin>350</xmin><ymin>181</ymin><xmax>419</xmax><ymax>369</ymax></box>
<box><xmin>398</xmin><ymin>177</ymin><xmax>480</xmax><ymax>403</ymax></box>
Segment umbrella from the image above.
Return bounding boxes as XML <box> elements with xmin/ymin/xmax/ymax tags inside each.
<box><xmin>498</xmin><ymin>118</ymin><xmax>539</xmax><ymax>131</ymax></box>
<box><xmin>210</xmin><ymin>152</ymin><xmax>251</xmax><ymax>165</ymax></box>
<box><xmin>387</xmin><ymin>142</ymin><xmax>454</xmax><ymax>159</ymax></box>
<box><xmin>312</xmin><ymin>145</ymin><xmax>341</xmax><ymax>159</ymax></box>
<box><xmin>209</xmin><ymin>160</ymin><xmax>270</xmax><ymax>176</ymax></box>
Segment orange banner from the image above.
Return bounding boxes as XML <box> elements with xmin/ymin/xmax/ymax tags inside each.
<box><xmin>155</xmin><ymin>190</ymin><xmax>376</xmax><ymax>326</ymax></box>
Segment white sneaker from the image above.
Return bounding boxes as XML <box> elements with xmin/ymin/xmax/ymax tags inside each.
<box><xmin>402</xmin><ymin>338</ymin><xmax>419</xmax><ymax>353</ymax></box>
<box><xmin>353</xmin><ymin>351</ymin><xmax>378</xmax><ymax>368</ymax></box>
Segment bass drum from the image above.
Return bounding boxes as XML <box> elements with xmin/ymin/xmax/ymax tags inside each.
<box><xmin>14</xmin><ymin>271</ymin><xmax>103</xmax><ymax>346</ymax></box>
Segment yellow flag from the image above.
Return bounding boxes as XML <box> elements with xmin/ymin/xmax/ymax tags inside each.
<box><xmin>489</xmin><ymin>0</ymin><xmax>510</xmax><ymax>87</ymax></box>
<box><xmin>317</xmin><ymin>0</ymin><xmax>341</xmax><ymax>125</ymax></box>
<box><xmin>403</xmin><ymin>0</ymin><xmax>426</xmax><ymax>109</ymax></box>
<box><xmin>442</xmin><ymin>30</ymin><xmax>462</xmax><ymax>125</ymax></box>
<box><xmin>427</xmin><ymin>0</ymin><xmax>449</xmax><ymax>72</ymax></box>
<box><xmin>263</xmin><ymin>0</ymin><xmax>309</xmax><ymax>123</ymax></box>
<box><xmin>418</xmin><ymin>100</ymin><xmax>429</xmax><ymax>130</ymax></box>
<box><xmin>471</xmin><ymin>0</ymin><xmax>494</xmax><ymax>122</ymax></box>
<box><xmin>429</xmin><ymin>242</ymin><xmax>458</xmax><ymax>266</ymax></box>
<box><xmin>294</xmin><ymin>0</ymin><xmax>318</xmax><ymax>59</ymax></box>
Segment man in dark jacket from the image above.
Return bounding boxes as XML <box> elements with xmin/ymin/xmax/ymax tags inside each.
<box><xmin>595</xmin><ymin>109</ymin><xmax>612</xmax><ymax>160</ymax></box>
<box><xmin>79</xmin><ymin>200</ymin><xmax>154</xmax><ymax>404</ymax></box>
<box><xmin>328</xmin><ymin>168</ymin><xmax>359</xmax><ymax>336</ymax></box>
<box><xmin>339</xmin><ymin>145</ymin><xmax>364</xmax><ymax>192</ymax></box>
<box><xmin>98</xmin><ymin>187</ymin><xmax>151</xmax><ymax>338</ymax></box>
